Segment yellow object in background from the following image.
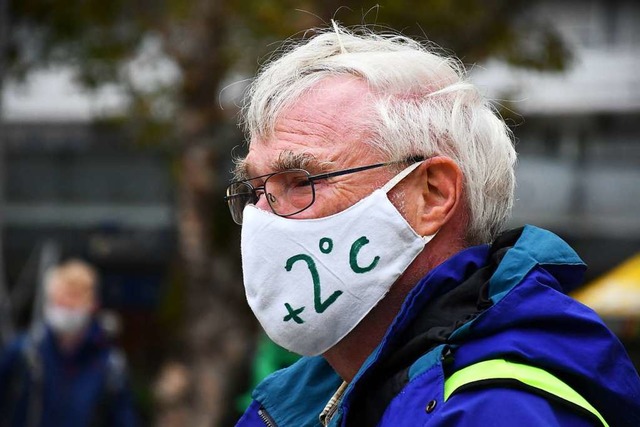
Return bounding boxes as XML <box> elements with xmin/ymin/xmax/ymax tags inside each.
<box><xmin>572</xmin><ymin>253</ymin><xmax>640</xmax><ymax>317</ymax></box>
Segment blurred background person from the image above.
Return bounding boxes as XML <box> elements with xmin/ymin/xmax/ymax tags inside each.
<box><xmin>0</xmin><ymin>259</ymin><xmax>137</xmax><ymax>427</ymax></box>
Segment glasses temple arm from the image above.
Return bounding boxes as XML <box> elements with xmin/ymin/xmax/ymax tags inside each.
<box><xmin>308</xmin><ymin>162</ymin><xmax>389</xmax><ymax>181</ymax></box>
<box><xmin>308</xmin><ymin>156</ymin><xmax>425</xmax><ymax>182</ymax></box>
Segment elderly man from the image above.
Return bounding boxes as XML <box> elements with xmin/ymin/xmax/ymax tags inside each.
<box><xmin>229</xmin><ymin>25</ymin><xmax>640</xmax><ymax>426</ymax></box>
<box><xmin>0</xmin><ymin>259</ymin><xmax>137</xmax><ymax>427</ymax></box>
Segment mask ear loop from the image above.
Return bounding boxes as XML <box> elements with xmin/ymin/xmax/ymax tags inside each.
<box><xmin>381</xmin><ymin>160</ymin><xmax>424</xmax><ymax>193</ymax></box>
<box><xmin>380</xmin><ymin>160</ymin><xmax>438</xmax><ymax>244</ymax></box>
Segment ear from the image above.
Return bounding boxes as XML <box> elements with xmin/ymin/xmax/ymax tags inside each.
<box><xmin>401</xmin><ymin>157</ymin><xmax>464</xmax><ymax>237</ymax></box>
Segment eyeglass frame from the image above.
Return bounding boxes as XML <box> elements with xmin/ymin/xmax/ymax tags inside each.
<box><xmin>224</xmin><ymin>155</ymin><xmax>425</xmax><ymax>224</ymax></box>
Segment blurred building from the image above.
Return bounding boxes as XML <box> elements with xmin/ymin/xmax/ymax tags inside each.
<box><xmin>1</xmin><ymin>67</ymin><xmax>178</xmax><ymax>331</ymax></box>
<box><xmin>472</xmin><ymin>0</ymin><xmax>640</xmax><ymax>283</ymax></box>
<box><xmin>471</xmin><ymin>0</ymin><xmax>640</xmax><ymax>369</ymax></box>
<box><xmin>4</xmin><ymin>120</ymin><xmax>175</xmax><ymax>296</ymax></box>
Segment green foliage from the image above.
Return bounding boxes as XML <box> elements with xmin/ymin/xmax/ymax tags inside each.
<box><xmin>5</xmin><ymin>0</ymin><xmax>573</xmax><ymax>251</ymax></box>
<box><xmin>7</xmin><ymin>0</ymin><xmax>571</xmax><ymax>91</ymax></box>
<box><xmin>5</xmin><ymin>0</ymin><xmax>573</xmax><ymax>238</ymax></box>
<box><xmin>225</xmin><ymin>1</ymin><xmax>571</xmax><ymax>72</ymax></box>
<box><xmin>9</xmin><ymin>1</ymin><xmax>138</xmax><ymax>81</ymax></box>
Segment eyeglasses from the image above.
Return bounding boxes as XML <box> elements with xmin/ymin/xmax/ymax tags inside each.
<box><xmin>224</xmin><ymin>156</ymin><xmax>424</xmax><ymax>225</ymax></box>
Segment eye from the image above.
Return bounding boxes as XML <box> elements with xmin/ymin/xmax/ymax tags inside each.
<box><xmin>292</xmin><ymin>177</ymin><xmax>312</xmax><ymax>188</ymax></box>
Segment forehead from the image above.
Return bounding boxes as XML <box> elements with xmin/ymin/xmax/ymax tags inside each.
<box><xmin>242</xmin><ymin>76</ymin><xmax>379</xmax><ymax>176</ymax></box>
<box><xmin>47</xmin><ymin>275</ymin><xmax>95</xmax><ymax>306</ymax></box>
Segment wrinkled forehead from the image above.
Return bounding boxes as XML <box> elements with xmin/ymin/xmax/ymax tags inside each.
<box><xmin>236</xmin><ymin>77</ymin><xmax>378</xmax><ymax>179</ymax></box>
<box><xmin>248</xmin><ymin>75</ymin><xmax>373</xmax><ymax>141</ymax></box>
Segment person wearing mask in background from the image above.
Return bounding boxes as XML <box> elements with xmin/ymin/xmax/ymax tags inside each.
<box><xmin>229</xmin><ymin>24</ymin><xmax>640</xmax><ymax>426</ymax></box>
<box><xmin>0</xmin><ymin>259</ymin><xmax>137</xmax><ymax>427</ymax></box>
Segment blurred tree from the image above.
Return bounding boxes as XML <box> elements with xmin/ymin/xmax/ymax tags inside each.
<box><xmin>3</xmin><ymin>1</ymin><xmax>571</xmax><ymax>425</ymax></box>
<box><xmin>0</xmin><ymin>0</ymin><xmax>13</xmax><ymax>348</ymax></box>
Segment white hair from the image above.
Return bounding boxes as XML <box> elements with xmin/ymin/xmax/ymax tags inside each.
<box><xmin>241</xmin><ymin>25</ymin><xmax>516</xmax><ymax>244</ymax></box>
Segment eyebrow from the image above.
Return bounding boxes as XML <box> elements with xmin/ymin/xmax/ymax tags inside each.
<box><xmin>232</xmin><ymin>158</ymin><xmax>249</xmax><ymax>181</ymax></box>
<box><xmin>233</xmin><ymin>151</ymin><xmax>334</xmax><ymax>182</ymax></box>
<box><xmin>272</xmin><ymin>151</ymin><xmax>321</xmax><ymax>172</ymax></box>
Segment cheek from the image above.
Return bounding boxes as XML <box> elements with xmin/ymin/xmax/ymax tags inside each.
<box><xmin>388</xmin><ymin>187</ymin><xmax>422</xmax><ymax>232</ymax></box>
<box><xmin>316</xmin><ymin>185</ymin><xmax>364</xmax><ymax>216</ymax></box>
<box><xmin>65</xmin><ymin>292</ymin><xmax>95</xmax><ymax>311</ymax></box>
<box><xmin>388</xmin><ymin>189</ymin><xmax>407</xmax><ymax>216</ymax></box>
<box><xmin>286</xmin><ymin>185</ymin><xmax>350</xmax><ymax>219</ymax></box>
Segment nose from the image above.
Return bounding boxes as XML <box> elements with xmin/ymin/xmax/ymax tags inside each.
<box><xmin>254</xmin><ymin>193</ymin><xmax>272</xmax><ymax>211</ymax></box>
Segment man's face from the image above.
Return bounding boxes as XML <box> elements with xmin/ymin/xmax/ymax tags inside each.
<box><xmin>47</xmin><ymin>277</ymin><xmax>95</xmax><ymax>313</ymax></box>
<box><xmin>44</xmin><ymin>275</ymin><xmax>96</xmax><ymax>339</ymax></box>
<box><xmin>243</xmin><ymin>77</ymin><xmax>403</xmax><ymax>219</ymax></box>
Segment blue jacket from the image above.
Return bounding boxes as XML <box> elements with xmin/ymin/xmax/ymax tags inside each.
<box><xmin>237</xmin><ymin>226</ymin><xmax>640</xmax><ymax>426</ymax></box>
<box><xmin>0</xmin><ymin>320</ymin><xmax>137</xmax><ymax>427</ymax></box>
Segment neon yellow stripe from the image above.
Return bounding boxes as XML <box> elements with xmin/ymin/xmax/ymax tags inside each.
<box><xmin>444</xmin><ymin>359</ymin><xmax>608</xmax><ymax>427</ymax></box>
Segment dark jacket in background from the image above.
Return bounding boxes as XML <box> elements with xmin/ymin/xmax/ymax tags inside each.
<box><xmin>0</xmin><ymin>320</ymin><xmax>137</xmax><ymax>427</ymax></box>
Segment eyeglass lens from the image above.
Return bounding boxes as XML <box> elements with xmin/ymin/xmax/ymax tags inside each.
<box><xmin>227</xmin><ymin>169</ymin><xmax>315</xmax><ymax>224</ymax></box>
<box><xmin>227</xmin><ymin>181</ymin><xmax>256</xmax><ymax>224</ymax></box>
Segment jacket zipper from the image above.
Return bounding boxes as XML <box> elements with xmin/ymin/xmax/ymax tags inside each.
<box><xmin>320</xmin><ymin>381</ymin><xmax>348</xmax><ymax>427</ymax></box>
<box><xmin>320</xmin><ymin>402</ymin><xmax>338</xmax><ymax>427</ymax></box>
<box><xmin>258</xmin><ymin>406</ymin><xmax>278</xmax><ymax>427</ymax></box>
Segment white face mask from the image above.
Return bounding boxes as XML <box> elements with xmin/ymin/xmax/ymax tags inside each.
<box><xmin>240</xmin><ymin>162</ymin><xmax>436</xmax><ymax>356</ymax></box>
<box><xmin>45</xmin><ymin>304</ymin><xmax>91</xmax><ymax>336</ymax></box>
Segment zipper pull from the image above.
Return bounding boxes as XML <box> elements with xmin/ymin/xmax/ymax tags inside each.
<box><xmin>258</xmin><ymin>406</ymin><xmax>278</xmax><ymax>427</ymax></box>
